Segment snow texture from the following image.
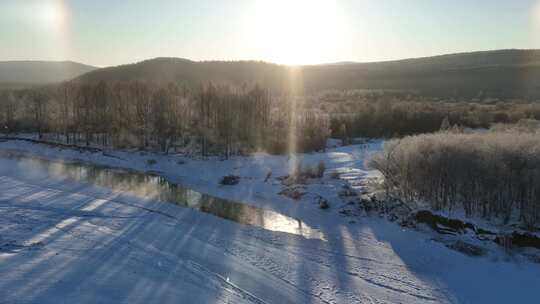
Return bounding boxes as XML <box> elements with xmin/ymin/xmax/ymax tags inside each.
<box><xmin>0</xmin><ymin>139</ymin><xmax>538</xmax><ymax>303</ymax></box>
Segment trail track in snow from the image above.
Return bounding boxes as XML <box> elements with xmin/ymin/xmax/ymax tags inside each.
<box><xmin>0</xmin><ymin>170</ymin><xmax>447</xmax><ymax>303</ymax></box>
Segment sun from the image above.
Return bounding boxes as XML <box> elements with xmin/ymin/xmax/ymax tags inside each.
<box><xmin>244</xmin><ymin>0</ymin><xmax>350</xmax><ymax>65</ymax></box>
<box><xmin>39</xmin><ymin>0</ymin><xmax>67</xmax><ymax>32</ymax></box>
<box><xmin>35</xmin><ymin>0</ymin><xmax>72</xmax><ymax>60</ymax></box>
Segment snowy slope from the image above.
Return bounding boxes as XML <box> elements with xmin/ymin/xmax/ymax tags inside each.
<box><xmin>0</xmin><ymin>140</ymin><xmax>539</xmax><ymax>303</ymax></box>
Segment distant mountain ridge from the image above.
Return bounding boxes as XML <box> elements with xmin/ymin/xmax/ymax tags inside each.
<box><xmin>72</xmin><ymin>49</ymin><xmax>540</xmax><ymax>97</ymax></box>
<box><xmin>5</xmin><ymin>49</ymin><xmax>540</xmax><ymax>97</ymax></box>
<box><xmin>301</xmin><ymin>49</ymin><xmax>540</xmax><ymax>97</ymax></box>
<box><xmin>0</xmin><ymin>61</ymin><xmax>97</xmax><ymax>87</ymax></box>
<box><xmin>355</xmin><ymin>49</ymin><xmax>540</xmax><ymax>70</ymax></box>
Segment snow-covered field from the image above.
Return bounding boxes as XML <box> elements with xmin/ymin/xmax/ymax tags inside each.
<box><xmin>0</xmin><ymin>139</ymin><xmax>539</xmax><ymax>303</ymax></box>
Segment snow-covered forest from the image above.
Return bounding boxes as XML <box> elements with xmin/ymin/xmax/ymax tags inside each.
<box><xmin>2</xmin><ymin>82</ymin><xmax>540</xmax><ymax>234</ymax></box>
<box><xmin>370</xmin><ymin>129</ymin><xmax>540</xmax><ymax>227</ymax></box>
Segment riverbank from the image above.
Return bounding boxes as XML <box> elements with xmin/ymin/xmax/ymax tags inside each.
<box><xmin>0</xmin><ymin>137</ymin><xmax>384</xmax><ymax>230</ymax></box>
<box><xmin>0</xmin><ymin>138</ymin><xmax>539</xmax><ymax>303</ymax></box>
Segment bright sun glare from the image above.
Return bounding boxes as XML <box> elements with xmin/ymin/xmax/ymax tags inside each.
<box><xmin>245</xmin><ymin>0</ymin><xmax>349</xmax><ymax>65</ymax></box>
<box><xmin>39</xmin><ymin>0</ymin><xmax>66</xmax><ymax>32</ymax></box>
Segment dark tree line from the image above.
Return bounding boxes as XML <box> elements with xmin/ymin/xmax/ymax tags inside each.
<box><xmin>0</xmin><ymin>82</ymin><xmax>330</xmax><ymax>156</ymax></box>
<box><xmin>325</xmin><ymin>96</ymin><xmax>540</xmax><ymax>140</ymax></box>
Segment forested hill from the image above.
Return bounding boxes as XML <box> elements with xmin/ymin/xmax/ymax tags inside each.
<box><xmin>0</xmin><ymin>61</ymin><xmax>97</xmax><ymax>88</ymax></box>
<box><xmin>303</xmin><ymin>49</ymin><xmax>540</xmax><ymax>97</ymax></box>
<box><xmin>75</xmin><ymin>49</ymin><xmax>540</xmax><ymax>98</ymax></box>
<box><xmin>75</xmin><ymin>58</ymin><xmax>291</xmax><ymax>90</ymax></box>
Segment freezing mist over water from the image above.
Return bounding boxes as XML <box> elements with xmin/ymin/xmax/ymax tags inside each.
<box><xmin>3</xmin><ymin>153</ymin><xmax>324</xmax><ymax>240</ymax></box>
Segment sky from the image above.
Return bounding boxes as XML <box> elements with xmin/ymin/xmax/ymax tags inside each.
<box><xmin>1</xmin><ymin>0</ymin><xmax>540</xmax><ymax>67</ymax></box>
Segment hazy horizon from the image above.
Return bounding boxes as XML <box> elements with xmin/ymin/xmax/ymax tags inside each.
<box><xmin>5</xmin><ymin>47</ymin><xmax>540</xmax><ymax>69</ymax></box>
<box><xmin>1</xmin><ymin>0</ymin><xmax>540</xmax><ymax>67</ymax></box>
